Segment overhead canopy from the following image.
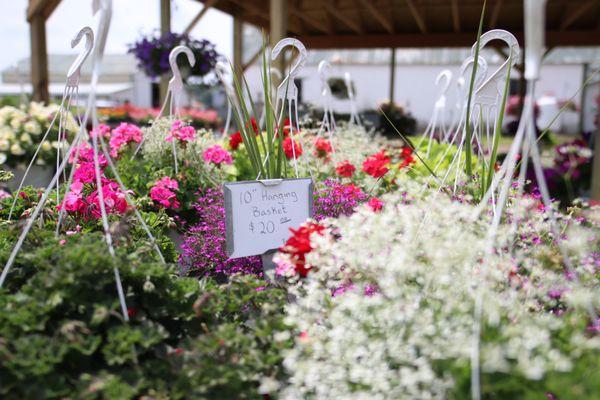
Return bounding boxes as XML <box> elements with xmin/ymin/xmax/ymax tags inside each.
<box><xmin>197</xmin><ymin>0</ymin><xmax>600</xmax><ymax>48</ymax></box>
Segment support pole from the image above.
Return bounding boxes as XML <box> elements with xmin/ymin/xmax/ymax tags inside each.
<box><xmin>592</xmin><ymin>119</ymin><xmax>600</xmax><ymax>201</ymax></box>
<box><xmin>159</xmin><ymin>0</ymin><xmax>171</xmax><ymax>105</ymax></box>
<box><xmin>270</xmin><ymin>0</ymin><xmax>288</xmax><ymax>81</ymax></box>
<box><xmin>389</xmin><ymin>48</ymin><xmax>396</xmax><ymax>105</ymax></box>
<box><xmin>233</xmin><ymin>16</ymin><xmax>243</xmax><ymax>76</ymax></box>
<box><xmin>29</xmin><ymin>13</ymin><xmax>49</xmax><ymax>103</ymax></box>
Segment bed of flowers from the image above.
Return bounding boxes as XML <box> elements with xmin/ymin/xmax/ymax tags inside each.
<box><xmin>98</xmin><ymin>104</ymin><xmax>219</xmax><ymax>130</ymax></box>
<box><xmin>0</xmin><ymin>22</ymin><xmax>599</xmax><ymax>399</ymax></box>
<box><xmin>0</xmin><ymin>102</ymin><xmax>77</xmax><ymax>168</ymax></box>
<box><xmin>1</xmin><ymin>106</ymin><xmax>596</xmax><ymax>398</ymax></box>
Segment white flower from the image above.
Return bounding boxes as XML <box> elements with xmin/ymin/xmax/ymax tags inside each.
<box><xmin>41</xmin><ymin>141</ymin><xmax>52</xmax><ymax>152</ymax></box>
<box><xmin>19</xmin><ymin>133</ymin><xmax>32</xmax><ymax>144</ymax></box>
<box><xmin>10</xmin><ymin>143</ymin><xmax>25</xmax><ymax>156</ymax></box>
<box><xmin>0</xmin><ymin>139</ymin><xmax>9</xmax><ymax>151</ymax></box>
<box><xmin>24</xmin><ymin>120</ymin><xmax>41</xmax><ymax>135</ymax></box>
<box><xmin>0</xmin><ymin>127</ymin><xmax>15</xmax><ymax>141</ymax></box>
<box><xmin>258</xmin><ymin>376</ymin><xmax>280</xmax><ymax>395</ymax></box>
<box><xmin>0</xmin><ymin>152</ymin><xmax>6</xmax><ymax>164</ymax></box>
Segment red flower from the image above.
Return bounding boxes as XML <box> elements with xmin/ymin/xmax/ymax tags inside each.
<box><xmin>367</xmin><ymin>197</ymin><xmax>384</xmax><ymax>212</ymax></box>
<box><xmin>313</xmin><ymin>137</ymin><xmax>333</xmax><ymax>160</ymax></box>
<box><xmin>127</xmin><ymin>307</ymin><xmax>138</xmax><ymax>318</ymax></box>
<box><xmin>280</xmin><ymin>222</ymin><xmax>325</xmax><ymax>277</ymax></box>
<box><xmin>399</xmin><ymin>146</ymin><xmax>415</xmax><ymax>168</ymax></box>
<box><xmin>335</xmin><ymin>160</ymin><xmax>356</xmax><ymax>178</ymax></box>
<box><xmin>280</xmin><ymin>118</ymin><xmax>296</xmax><ymax>137</ymax></box>
<box><xmin>362</xmin><ymin>150</ymin><xmax>391</xmax><ymax>178</ymax></box>
<box><xmin>283</xmin><ymin>136</ymin><xmax>302</xmax><ymax>159</ymax></box>
<box><xmin>229</xmin><ymin>131</ymin><xmax>243</xmax><ymax>150</ymax></box>
<box><xmin>247</xmin><ymin>117</ymin><xmax>259</xmax><ymax>135</ymax></box>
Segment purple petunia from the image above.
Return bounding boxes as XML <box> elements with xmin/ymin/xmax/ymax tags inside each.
<box><xmin>179</xmin><ymin>188</ymin><xmax>263</xmax><ymax>279</ymax></box>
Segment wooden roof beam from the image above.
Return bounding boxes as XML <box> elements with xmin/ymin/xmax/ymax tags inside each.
<box><xmin>560</xmin><ymin>0</ymin><xmax>596</xmax><ymax>30</ymax></box>
<box><xmin>300</xmin><ymin>30</ymin><xmax>600</xmax><ymax>49</ymax></box>
<box><xmin>356</xmin><ymin>0</ymin><xmax>395</xmax><ymax>34</ymax></box>
<box><xmin>405</xmin><ymin>0</ymin><xmax>427</xmax><ymax>33</ymax></box>
<box><xmin>289</xmin><ymin>4</ymin><xmax>333</xmax><ymax>34</ymax></box>
<box><xmin>27</xmin><ymin>0</ymin><xmax>62</xmax><ymax>21</ymax></box>
<box><xmin>451</xmin><ymin>0</ymin><xmax>460</xmax><ymax>32</ymax></box>
<box><xmin>184</xmin><ymin>0</ymin><xmax>218</xmax><ymax>34</ymax></box>
<box><xmin>323</xmin><ymin>2</ymin><xmax>363</xmax><ymax>34</ymax></box>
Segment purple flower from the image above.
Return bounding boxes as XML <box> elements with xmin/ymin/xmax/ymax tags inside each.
<box><xmin>180</xmin><ymin>188</ymin><xmax>263</xmax><ymax>279</ymax></box>
<box><xmin>314</xmin><ymin>179</ymin><xmax>368</xmax><ymax>221</ymax></box>
<box><xmin>128</xmin><ymin>31</ymin><xmax>220</xmax><ymax>79</ymax></box>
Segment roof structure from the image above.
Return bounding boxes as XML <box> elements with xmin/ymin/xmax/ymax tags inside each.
<box><xmin>197</xmin><ymin>0</ymin><xmax>600</xmax><ymax>48</ymax></box>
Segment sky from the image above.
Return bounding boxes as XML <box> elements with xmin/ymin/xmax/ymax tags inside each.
<box><xmin>0</xmin><ymin>0</ymin><xmax>233</xmax><ymax>79</ymax></box>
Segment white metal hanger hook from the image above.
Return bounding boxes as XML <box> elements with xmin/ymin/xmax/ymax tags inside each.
<box><xmin>318</xmin><ymin>60</ymin><xmax>332</xmax><ymax>84</ymax></box>
<box><xmin>67</xmin><ymin>26</ymin><xmax>94</xmax><ymax>85</ymax></box>
<box><xmin>435</xmin><ymin>70</ymin><xmax>452</xmax><ymax>96</ymax></box>
<box><xmin>271</xmin><ymin>38</ymin><xmax>307</xmax><ymax>81</ymax></box>
<box><xmin>170</xmin><ymin>45</ymin><xmax>196</xmax><ymax>83</ymax></box>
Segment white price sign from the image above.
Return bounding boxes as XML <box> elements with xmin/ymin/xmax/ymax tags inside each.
<box><xmin>224</xmin><ymin>178</ymin><xmax>313</xmax><ymax>258</ymax></box>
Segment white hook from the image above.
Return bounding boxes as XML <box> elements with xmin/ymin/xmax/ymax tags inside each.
<box><xmin>435</xmin><ymin>70</ymin><xmax>452</xmax><ymax>96</ymax></box>
<box><xmin>169</xmin><ymin>45</ymin><xmax>196</xmax><ymax>87</ymax></box>
<box><xmin>66</xmin><ymin>27</ymin><xmax>94</xmax><ymax>86</ymax></box>
<box><xmin>318</xmin><ymin>60</ymin><xmax>332</xmax><ymax>95</ymax></box>
<box><xmin>272</xmin><ymin>38</ymin><xmax>307</xmax><ymax>81</ymax></box>
<box><xmin>434</xmin><ymin>70</ymin><xmax>452</xmax><ymax>110</ymax></box>
<box><xmin>459</xmin><ymin>56</ymin><xmax>489</xmax><ymax>94</ymax></box>
<box><xmin>471</xmin><ymin>29</ymin><xmax>520</xmax><ymax>105</ymax></box>
<box><xmin>272</xmin><ymin>38</ymin><xmax>307</xmax><ymax>103</ymax></box>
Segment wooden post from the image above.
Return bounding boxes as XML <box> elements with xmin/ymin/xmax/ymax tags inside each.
<box><xmin>389</xmin><ymin>48</ymin><xmax>396</xmax><ymax>105</ymax></box>
<box><xmin>233</xmin><ymin>17</ymin><xmax>243</xmax><ymax>76</ymax></box>
<box><xmin>159</xmin><ymin>0</ymin><xmax>171</xmax><ymax>105</ymax></box>
<box><xmin>270</xmin><ymin>0</ymin><xmax>288</xmax><ymax>81</ymax></box>
<box><xmin>29</xmin><ymin>13</ymin><xmax>49</xmax><ymax>103</ymax></box>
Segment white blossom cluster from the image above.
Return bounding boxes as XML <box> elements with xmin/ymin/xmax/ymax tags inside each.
<box><xmin>277</xmin><ymin>181</ymin><xmax>599</xmax><ymax>399</ymax></box>
<box><xmin>0</xmin><ymin>103</ymin><xmax>76</xmax><ymax>166</ymax></box>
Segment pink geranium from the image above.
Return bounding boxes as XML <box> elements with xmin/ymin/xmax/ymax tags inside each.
<box><xmin>109</xmin><ymin>123</ymin><xmax>143</xmax><ymax>158</ymax></box>
<box><xmin>90</xmin><ymin>124</ymin><xmax>111</xmax><ymax>139</ymax></box>
<box><xmin>167</xmin><ymin>120</ymin><xmax>196</xmax><ymax>143</ymax></box>
<box><xmin>62</xmin><ymin>181</ymin><xmax>86</xmax><ymax>213</ymax></box>
<box><xmin>69</xmin><ymin>142</ymin><xmax>107</xmax><ymax>167</ymax></box>
<box><xmin>203</xmin><ymin>145</ymin><xmax>233</xmax><ymax>166</ymax></box>
<box><xmin>150</xmin><ymin>176</ymin><xmax>180</xmax><ymax>209</ymax></box>
<box><xmin>72</xmin><ymin>162</ymin><xmax>98</xmax><ymax>184</ymax></box>
<box><xmin>85</xmin><ymin>180</ymin><xmax>131</xmax><ymax>219</ymax></box>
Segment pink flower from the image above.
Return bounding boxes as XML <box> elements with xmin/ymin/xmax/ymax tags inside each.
<box><xmin>62</xmin><ymin>181</ymin><xmax>86</xmax><ymax>213</ymax></box>
<box><xmin>203</xmin><ymin>145</ymin><xmax>233</xmax><ymax>166</ymax></box>
<box><xmin>367</xmin><ymin>197</ymin><xmax>384</xmax><ymax>212</ymax></box>
<box><xmin>85</xmin><ymin>180</ymin><xmax>130</xmax><ymax>218</ymax></box>
<box><xmin>150</xmin><ymin>176</ymin><xmax>180</xmax><ymax>209</ymax></box>
<box><xmin>167</xmin><ymin>120</ymin><xmax>196</xmax><ymax>143</ymax></box>
<box><xmin>69</xmin><ymin>142</ymin><xmax>107</xmax><ymax>167</ymax></box>
<box><xmin>109</xmin><ymin>123</ymin><xmax>143</xmax><ymax>158</ymax></box>
<box><xmin>90</xmin><ymin>124</ymin><xmax>111</xmax><ymax>139</ymax></box>
<box><xmin>73</xmin><ymin>162</ymin><xmax>98</xmax><ymax>184</ymax></box>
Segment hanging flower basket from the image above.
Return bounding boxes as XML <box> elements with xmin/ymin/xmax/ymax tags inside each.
<box><xmin>128</xmin><ymin>31</ymin><xmax>220</xmax><ymax>81</ymax></box>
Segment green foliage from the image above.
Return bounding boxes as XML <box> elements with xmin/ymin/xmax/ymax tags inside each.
<box><xmin>0</xmin><ymin>230</ymin><xmax>290</xmax><ymax>399</ymax></box>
